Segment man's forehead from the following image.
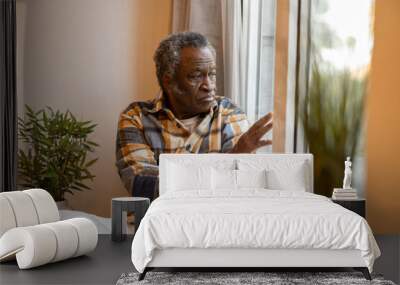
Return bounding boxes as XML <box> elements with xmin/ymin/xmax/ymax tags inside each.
<box><xmin>180</xmin><ymin>47</ymin><xmax>215</xmax><ymax>66</ymax></box>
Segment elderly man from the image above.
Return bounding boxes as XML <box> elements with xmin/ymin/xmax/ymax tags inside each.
<box><xmin>116</xmin><ymin>32</ymin><xmax>273</xmax><ymax>200</ymax></box>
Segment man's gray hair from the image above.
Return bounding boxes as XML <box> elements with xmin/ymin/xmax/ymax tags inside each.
<box><xmin>154</xmin><ymin>32</ymin><xmax>216</xmax><ymax>92</ymax></box>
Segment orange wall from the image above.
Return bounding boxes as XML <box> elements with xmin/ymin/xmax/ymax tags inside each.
<box><xmin>367</xmin><ymin>0</ymin><xmax>400</xmax><ymax>233</ymax></box>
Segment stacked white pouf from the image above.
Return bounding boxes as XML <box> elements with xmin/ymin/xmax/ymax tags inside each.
<box><xmin>0</xmin><ymin>189</ymin><xmax>98</xmax><ymax>269</ymax></box>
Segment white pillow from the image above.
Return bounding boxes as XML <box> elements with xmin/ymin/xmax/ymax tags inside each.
<box><xmin>236</xmin><ymin>169</ymin><xmax>267</xmax><ymax>188</ymax></box>
<box><xmin>167</xmin><ymin>163</ymin><xmax>212</xmax><ymax>191</ymax></box>
<box><xmin>211</xmin><ymin>169</ymin><xmax>267</xmax><ymax>190</ymax></box>
<box><xmin>265</xmin><ymin>162</ymin><xmax>307</xmax><ymax>191</ymax></box>
<box><xmin>212</xmin><ymin>168</ymin><xmax>237</xmax><ymax>190</ymax></box>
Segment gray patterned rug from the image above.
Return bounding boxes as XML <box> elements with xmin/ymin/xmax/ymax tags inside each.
<box><xmin>116</xmin><ymin>272</ymin><xmax>396</xmax><ymax>285</ymax></box>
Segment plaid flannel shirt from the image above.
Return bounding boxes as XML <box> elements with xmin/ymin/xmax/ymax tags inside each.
<box><xmin>115</xmin><ymin>95</ymin><xmax>249</xmax><ymax>200</ymax></box>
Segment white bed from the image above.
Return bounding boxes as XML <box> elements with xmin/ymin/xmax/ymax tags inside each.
<box><xmin>131</xmin><ymin>154</ymin><xmax>380</xmax><ymax>280</ymax></box>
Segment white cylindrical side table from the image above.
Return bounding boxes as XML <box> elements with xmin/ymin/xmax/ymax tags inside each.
<box><xmin>111</xmin><ymin>197</ymin><xmax>150</xmax><ymax>242</ymax></box>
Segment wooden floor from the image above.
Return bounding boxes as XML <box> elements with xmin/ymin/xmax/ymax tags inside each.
<box><xmin>0</xmin><ymin>234</ymin><xmax>398</xmax><ymax>284</ymax></box>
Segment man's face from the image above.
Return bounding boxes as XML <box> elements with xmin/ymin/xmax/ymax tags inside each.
<box><xmin>165</xmin><ymin>47</ymin><xmax>217</xmax><ymax>119</ymax></box>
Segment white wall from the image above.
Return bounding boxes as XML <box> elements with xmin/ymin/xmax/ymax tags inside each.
<box><xmin>17</xmin><ymin>0</ymin><xmax>172</xmax><ymax>217</ymax></box>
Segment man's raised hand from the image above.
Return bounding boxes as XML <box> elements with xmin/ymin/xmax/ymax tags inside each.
<box><xmin>230</xmin><ymin>112</ymin><xmax>273</xmax><ymax>153</ymax></box>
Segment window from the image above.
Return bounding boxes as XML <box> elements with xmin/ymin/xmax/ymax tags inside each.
<box><xmin>299</xmin><ymin>0</ymin><xmax>375</xmax><ymax>197</ymax></box>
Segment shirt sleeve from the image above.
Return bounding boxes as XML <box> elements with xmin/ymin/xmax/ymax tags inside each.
<box><xmin>221</xmin><ymin>106</ymin><xmax>250</xmax><ymax>153</ymax></box>
<box><xmin>115</xmin><ymin>107</ymin><xmax>159</xmax><ymax>200</ymax></box>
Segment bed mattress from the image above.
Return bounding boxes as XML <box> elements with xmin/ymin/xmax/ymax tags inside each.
<box><xmin>131</xmin><ymin>189</ymin><xmax>380</xmax><ymax>273</ymax></box>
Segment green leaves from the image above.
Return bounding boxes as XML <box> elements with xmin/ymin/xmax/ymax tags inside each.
<box><xmin>85</xmin><ymin>158</ymin><xmax>98</xmax><ymax>168</ymax></box>
<box><xmin>17</xmin><ymin>105</ymin><xmax>99</xmax><ymax>201</ymax></box>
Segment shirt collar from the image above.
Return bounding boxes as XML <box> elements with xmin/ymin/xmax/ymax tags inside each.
<box><xmin>145</xmin><ymin>91</ymin><xmax>165</xmax><ymax>114</ymax></box>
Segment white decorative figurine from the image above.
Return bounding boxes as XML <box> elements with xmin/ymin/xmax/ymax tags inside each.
<box><xmin>343</xmin><ymin>156</ymin><xmax>352</xmax><ymax>189</ymax></box>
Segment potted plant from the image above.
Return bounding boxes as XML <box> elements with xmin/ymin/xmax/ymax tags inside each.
<box><xmin>301</xmin><ymin>65</ymin><xmax>366</xmax><ymax>197</ymax></box>
<box><xmin>17</xmin><ymin>105</ymin><xmax>99</xmax><ymax>203</ymax></box>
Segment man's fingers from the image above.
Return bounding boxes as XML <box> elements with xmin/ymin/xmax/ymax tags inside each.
<box><xmin>236</xmin><ymin>112</ymin><xmax>273</xmax><ymax>153</ymax></box>
<box><xmin>255</xmin><ymin>122</ymin><xmax>273</xmax><ymax>138</ymax></box>
<box><xmin>251</xmin><ymin>112</ymin><xmax>273</xmax><ymax>129</ymax></box>
<box><xmin>258</xmin><ymin>139</ymin><xmax>272</xmax><ymax>148</ymax></box>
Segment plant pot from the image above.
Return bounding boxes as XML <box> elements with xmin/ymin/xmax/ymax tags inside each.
<box><xmin>56</xmin><ymin>200</ymin><xmax>70</xmax><ymax>210</ymax></box>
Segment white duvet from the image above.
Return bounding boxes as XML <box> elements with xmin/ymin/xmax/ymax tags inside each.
<box><xmin>131</xmin><ymin>190</ymin><xmax>380</xmax><ymax>273</ymax></box>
